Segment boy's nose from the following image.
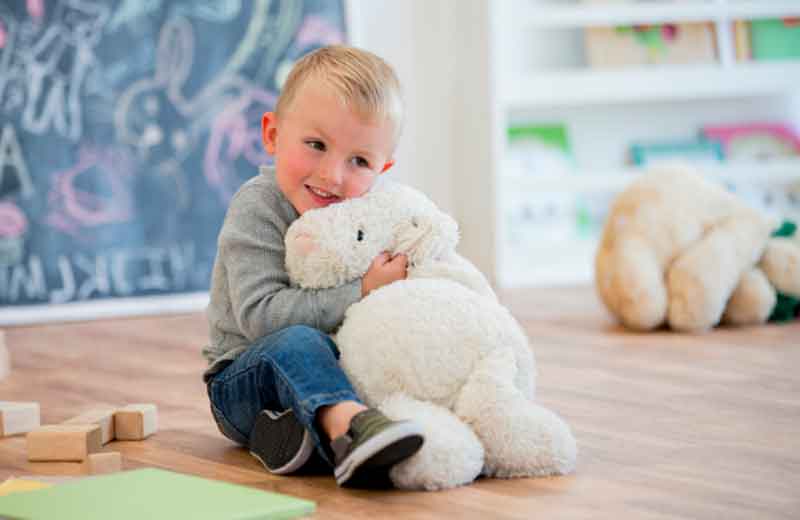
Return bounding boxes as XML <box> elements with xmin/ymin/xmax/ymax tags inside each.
<box><xmin>319</xmin><ymin>158</ymin><xmax>343</xmax><ymax>187</ymax></box>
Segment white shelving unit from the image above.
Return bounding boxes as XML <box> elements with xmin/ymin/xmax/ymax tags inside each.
<box><xmin>503</xmin><ymin>62</ymin><xmax>800</xmax><ymax>108</ymax></box>
<box><xmin>515</xmin><ymin>1</ymin><xmax>800</xmax><ymax>28</ymax></box>
<box><xmin>458</xmin><ymin>0</ymin><xmax>800</xmax><ymax>288</ymax></box>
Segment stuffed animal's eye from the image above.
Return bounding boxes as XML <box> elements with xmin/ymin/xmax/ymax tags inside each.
<box><xmin>411</xmin><ymin>218</ymin><xmax>419</xmax><ymax>228</ymax></box>
<box><xmin>357</xmin><ymin>229</ymin><xmax>365</xmax><ymax>242</ymax></box>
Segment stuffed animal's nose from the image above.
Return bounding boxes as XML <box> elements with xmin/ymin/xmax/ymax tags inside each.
<box><xmin>294</xmin><ymin>232</ymin><xmax>317</xmax><ymax>256</ymax></box>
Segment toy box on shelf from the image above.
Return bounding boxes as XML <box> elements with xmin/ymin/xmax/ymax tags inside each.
<box><xmin>585</xmin><ymin>22</ymin><xmax>718</xmax><ymax>67</ymax></box>
<box><xmin>701</xmin><ymin>123</ymin><xmax>800</xmax><ymax>161</ymax></box>
<box><xmin>580</xmin><ymin>0</ymin><xmax>717</xmax><ymax>68</ymax></box>
<box><xmin>750</xmin><ymin>18</ymin><xmax>800</xmax><ymax>61</ymax></box>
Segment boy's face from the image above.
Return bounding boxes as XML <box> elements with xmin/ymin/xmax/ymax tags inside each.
<box><xmin>262</xmin><ymin>81</ymin><xmax>396</xmax><ymax>215</ymax></box>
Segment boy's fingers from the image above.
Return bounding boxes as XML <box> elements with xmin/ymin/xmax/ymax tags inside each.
<box><xmin>391</xmin><ymin>253</ymin><xmax>408</xmax><ymax>266</ymax></box>
<box><xmin>374</xmin><ymin>252</ymin><xmax>391</xmax><ymax>265</ymax></box>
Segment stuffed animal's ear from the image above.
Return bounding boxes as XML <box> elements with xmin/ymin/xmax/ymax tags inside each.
<box><xmin>393</xmin><ymin>212</ymin><xmax>458</xmax><ymax>265</ymax></box>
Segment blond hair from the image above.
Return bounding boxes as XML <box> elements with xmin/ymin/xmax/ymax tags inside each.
<box><xmin>276</xmin><ymin>45</ymin><xmax>404</xmax><ymax>142</ymax></box>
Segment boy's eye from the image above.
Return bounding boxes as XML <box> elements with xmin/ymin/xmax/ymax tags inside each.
<box><xmin>306</xmin><ymin>140</ymin><xmax>325</xmax><ymax>151</ymax></box>
<box><xmin>351</xmin><ymin>156</ymin><xmax>370</xmax><ymax>169</ymax></box>
<box><xmin>357</xmin><ymin>229</ymin><xmax>364</xmax><ymax>242</ymax></box>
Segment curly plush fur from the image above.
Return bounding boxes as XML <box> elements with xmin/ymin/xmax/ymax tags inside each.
<box><xmin>285</xmin><ymin>180</ymin><xmax>577</xmax><ymax>490</ymax></box>
<box><xmin>595</xmin><ymin>164</ymin><xmax>800</xmax><ymax>332</ymax></box>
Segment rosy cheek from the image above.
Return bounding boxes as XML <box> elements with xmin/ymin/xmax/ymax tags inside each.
<box><xmin>282</xmin><ymin>145</ymin><xmax>314</xmax><ymax>176</ymax></box>
<box><xmin>342</xmin><ymin>175</ymin><xmax>376</xmax><ymax>199</ymax></box>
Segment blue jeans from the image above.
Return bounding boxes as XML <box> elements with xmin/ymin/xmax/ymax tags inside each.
<box><xmin>206</xmin><ymin>325</ymin><xmax>361</xmax><ymax>466</ymax></box>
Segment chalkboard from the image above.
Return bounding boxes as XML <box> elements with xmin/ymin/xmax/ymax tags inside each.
<box><xmin>0</xmin><ymin>0</ymin><xmax>347</xmax><ymax>315</ymax></box>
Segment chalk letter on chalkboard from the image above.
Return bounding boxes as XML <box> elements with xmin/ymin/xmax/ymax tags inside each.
<box><xmin>2</xmin><ymin>256</ymin><xmax>45</xmax><ymax>302</ymax></box>
<box><xmin>0</xmin><ymin>124</ymin><xmax>34</xmax><ymax>199</ymax></box>
<box><xmin>74</xmin><ymin>253</ymin><xmax>111</xmax><ymax>300</ymax></box>
<box><xmin>50</xmin><ymin>255</ymin><xmax>77</xmax><ymax>304</ymax></box>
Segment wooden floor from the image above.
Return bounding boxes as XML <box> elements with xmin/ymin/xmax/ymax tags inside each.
<box><xmin>1</xmin><ymin>287</ymin><xmax>798</xmax><ymax>519</ymax></box>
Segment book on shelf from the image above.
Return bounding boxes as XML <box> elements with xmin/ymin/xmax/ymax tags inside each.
<box><xmin>751</xmin><ymin>18</ymin><xmax>800</xmax><ymax>61</ymax></box>
<box><xmin>629</xmin><ymin>138</ymin><xmax>724</xmax><ymax>167</ymax></box>
<box><xmin>733</xmin><ymin>20</ymin><xmax>751</xmax><ymax>61</ymax></box>
<box><xmin>701</xmin><ymin>123</ymin><xmax>800</xmax><ymax>161</ymax></box>
<box><xmin>506</xmin><ymin>123</ymin><xmax>573</xmax><ymax>177</ymax></box>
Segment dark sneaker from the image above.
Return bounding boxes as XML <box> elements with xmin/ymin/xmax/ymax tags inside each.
<box><xmin>332</xmin><ymin>409</ymin><xmax>424</xmax><ymax>488</ymax></box>
<box><xmin>249</xmin><ymin>409</ymin><xmax>315</xmax><ymax>475</ymax></box>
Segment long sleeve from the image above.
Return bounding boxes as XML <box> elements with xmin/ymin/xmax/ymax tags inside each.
<box><xmin>204</xmin><ymin>168</ymin><xmax>360</xmax><ymax>381</ymax></box>
<box><xmin>221</xmin><ymin>185</ymin><xmax>361</xmax><ymax>341</ymax></box>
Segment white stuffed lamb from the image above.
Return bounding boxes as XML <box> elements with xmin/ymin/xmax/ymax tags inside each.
<box><xmin>285</xmin><ymin>180</ymin><xmax>577</xmax><ymax>491</ymax></box>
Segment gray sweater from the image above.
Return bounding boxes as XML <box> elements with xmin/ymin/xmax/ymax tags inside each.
<box><xmin>202</xmin><ymin>166</ymin><xmax>361</xmax><ymax>382</ymax></box>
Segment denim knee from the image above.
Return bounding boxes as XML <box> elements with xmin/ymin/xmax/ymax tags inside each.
<box><xmin>257</xmin><ymin>325</ymin><xmax>341</xmax><ymax>361</ymax></box>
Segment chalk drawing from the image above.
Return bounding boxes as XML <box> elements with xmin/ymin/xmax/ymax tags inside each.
<box><xmin>295</xmin><ymin>14</ymin><xmax>345</xmax><ymax>48</ymax></box>
<box><xmin>26</xmin><ymin>0</ymin><xmax>45</xmax><ymax>22</ymax></box>
<box><xmin>0</xmin><ymin>124</ymin><xmax>35</xmax><ymax>199</ymax></box>
<box><xmin>255</xmin><ymin>0</ymin><xmax>303</xmax><ymax>87</ymax></box>
<box><xmin>109</xmin><ymin>0</ymin><xmax>241</xmax><ymax>32</ymax></box>
<box><xmin>44</xmin><ymin>146</ymin><xmax>134</xmax><ymax>237</ymax></box>
<box><xmin>0</xmin><ymin>201</ymin><xmax>28</xmax><ymax>265</ymax></box>
<box><xmin>114</xmin><ymin>14</ymin><xmax>266</xmax><ymax>210</ymax></box>
<box><xmin>16</xmin><ymin>0</ymin><xmax>109</xmax><ymax>140</ymax></box>
<box><xmin>107</xmin><ymin>0</ymin><xmax>160</xmax><ymax>32</ymax></box>
<box><xmin>205</xmin><ymin>86</ymin><xmax>275</xmax><ymax>204</ymax></box>
<box><xmin>1</xmin><ymin>255</ymin><xmax>46</xmax><ymax>301</ymax></box>
<box><xmin>2</xmin><ymin>242</ymin><xmax>197</xmax><ymax>303</ymax></box>
<box><xmin>1</xmin><ymin>0</ymin><xmax>348</xmax><ymax>307</ymax></box>
<box><xmin>215</xmin><ymin>0</ymin><xmax>269</xmax><ymax>81</ymax></box>
<box><xmin>0</xmin><ymin>11</ymin><xmax>18</xmax><ymax>110</ymax></box>
<box><xmin>176</xmin><ymin>0</ymin><xmax>242</xmax><ymax>22</ymax></box>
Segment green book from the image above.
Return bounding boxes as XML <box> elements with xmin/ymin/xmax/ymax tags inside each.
<box><xmin>751</xmin><ymin>19</ymin><xmax>800</xmax><ymax>61</ymax></box>
<box><xmin>0</xmin><ymin>468</ymin><xmax>315</xmax><ymax>520</ymax></box>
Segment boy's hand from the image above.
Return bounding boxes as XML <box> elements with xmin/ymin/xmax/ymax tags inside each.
<box><xmin>361</xmin><ymin>252</ymin><xmax>408</xmax><ymax>297</ymax></box>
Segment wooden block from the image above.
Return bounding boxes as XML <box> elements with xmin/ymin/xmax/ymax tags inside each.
<box><xmin>27</xmin><ymin>424</ymin><xmax>102</xmax><ymax>462</ymax></box>
<box><xmin>114</xmin><ymin>403</ymin><xmax>158</xmax><ymax>440</ymax></box>
<box><xmin>63</xmin><ymin>408</ymin><xmax>116</xmax><ymax>444</ymax></box>
<box><xmin>82</xmin><ymin>452</ymin><xmax>122</xmax><ymax>475</ymax></box>
<box><xmin>0</xmin><ymin>330</ymin><xmax>9</xmax><ymax>381</ymax></box>
<box><xmin>0</xmin><ymin>402</ymin><xmax>41</xmax><ymax>437</ymax></box>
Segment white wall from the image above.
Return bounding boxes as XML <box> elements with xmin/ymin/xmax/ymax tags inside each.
<box><xmin>349</xmin><ymin>0</ymin><xmax>457</xmax><ymax>214</ymax></box>
<box><xmin>348</xmin><ymin>0</ymin><xmax>497</xmax><ymax>281</ymax></box>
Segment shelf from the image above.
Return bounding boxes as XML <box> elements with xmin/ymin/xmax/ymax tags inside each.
<box><xmin>501</xmin><ymin>159</ymin><xmax>800</xmax><ymax>193</ymax></box>
<box><xmin>518</xmin><ymin>1</ymin><xmax>800</xmax><ymax>28</ymax></box>
<box><xmin>499</xmin><ymin>238</ymin><xmax>598</xmax><ymax>287</ymax></box>
<box><xmin>497</xmin><ymin>158</ymin><xmax>800</xmax><ymax>288</ymax></box>
<box><xmin>502</xmin><ymin>62</ymin><xmax>800</xmax><ymax>108</ymax></box>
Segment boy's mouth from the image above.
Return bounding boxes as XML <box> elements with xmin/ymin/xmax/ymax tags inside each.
<box><xmin>306</xmin><ymin>184</ymin><xmax>341</xmax><ymax>205</ymax></box>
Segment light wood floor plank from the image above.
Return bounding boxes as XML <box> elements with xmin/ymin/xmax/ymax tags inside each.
<box><xmin>1</xmin><ymin>287</ymin><xmax>798</xmax><ymax>518</ymax></box>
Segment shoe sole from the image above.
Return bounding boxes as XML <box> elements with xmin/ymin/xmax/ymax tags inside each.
<box><xmin>249</xmin><ymin>409</ymin><xmax>315</xmax><ymax>475</ymax></box>
<box><xmin>334</xmin><ymin>421</ymin><xmax>424</xmax><ymax>487</ymax></box>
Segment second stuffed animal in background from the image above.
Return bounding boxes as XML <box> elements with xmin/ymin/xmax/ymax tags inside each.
<box><xmin>595</xmin><ymin>164</ymin><xmax>800</xmax><ymax>332</ymax></box>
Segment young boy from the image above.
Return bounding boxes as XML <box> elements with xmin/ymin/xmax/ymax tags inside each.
<box><xmin>202</xmin><ymin>45</ymin><xmax>424</xmax><ymax>487</ymax></box>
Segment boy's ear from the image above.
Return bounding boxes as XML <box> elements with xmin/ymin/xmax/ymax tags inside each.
<box><xmin>380</xmin><ymin>159</ymin><xmax>395</xmax><ymax>174</ymax></box>
<box><xmin>262</xmin><ymin>112</ymin><xmax>278</xmax><ymax>154</ymax></box>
